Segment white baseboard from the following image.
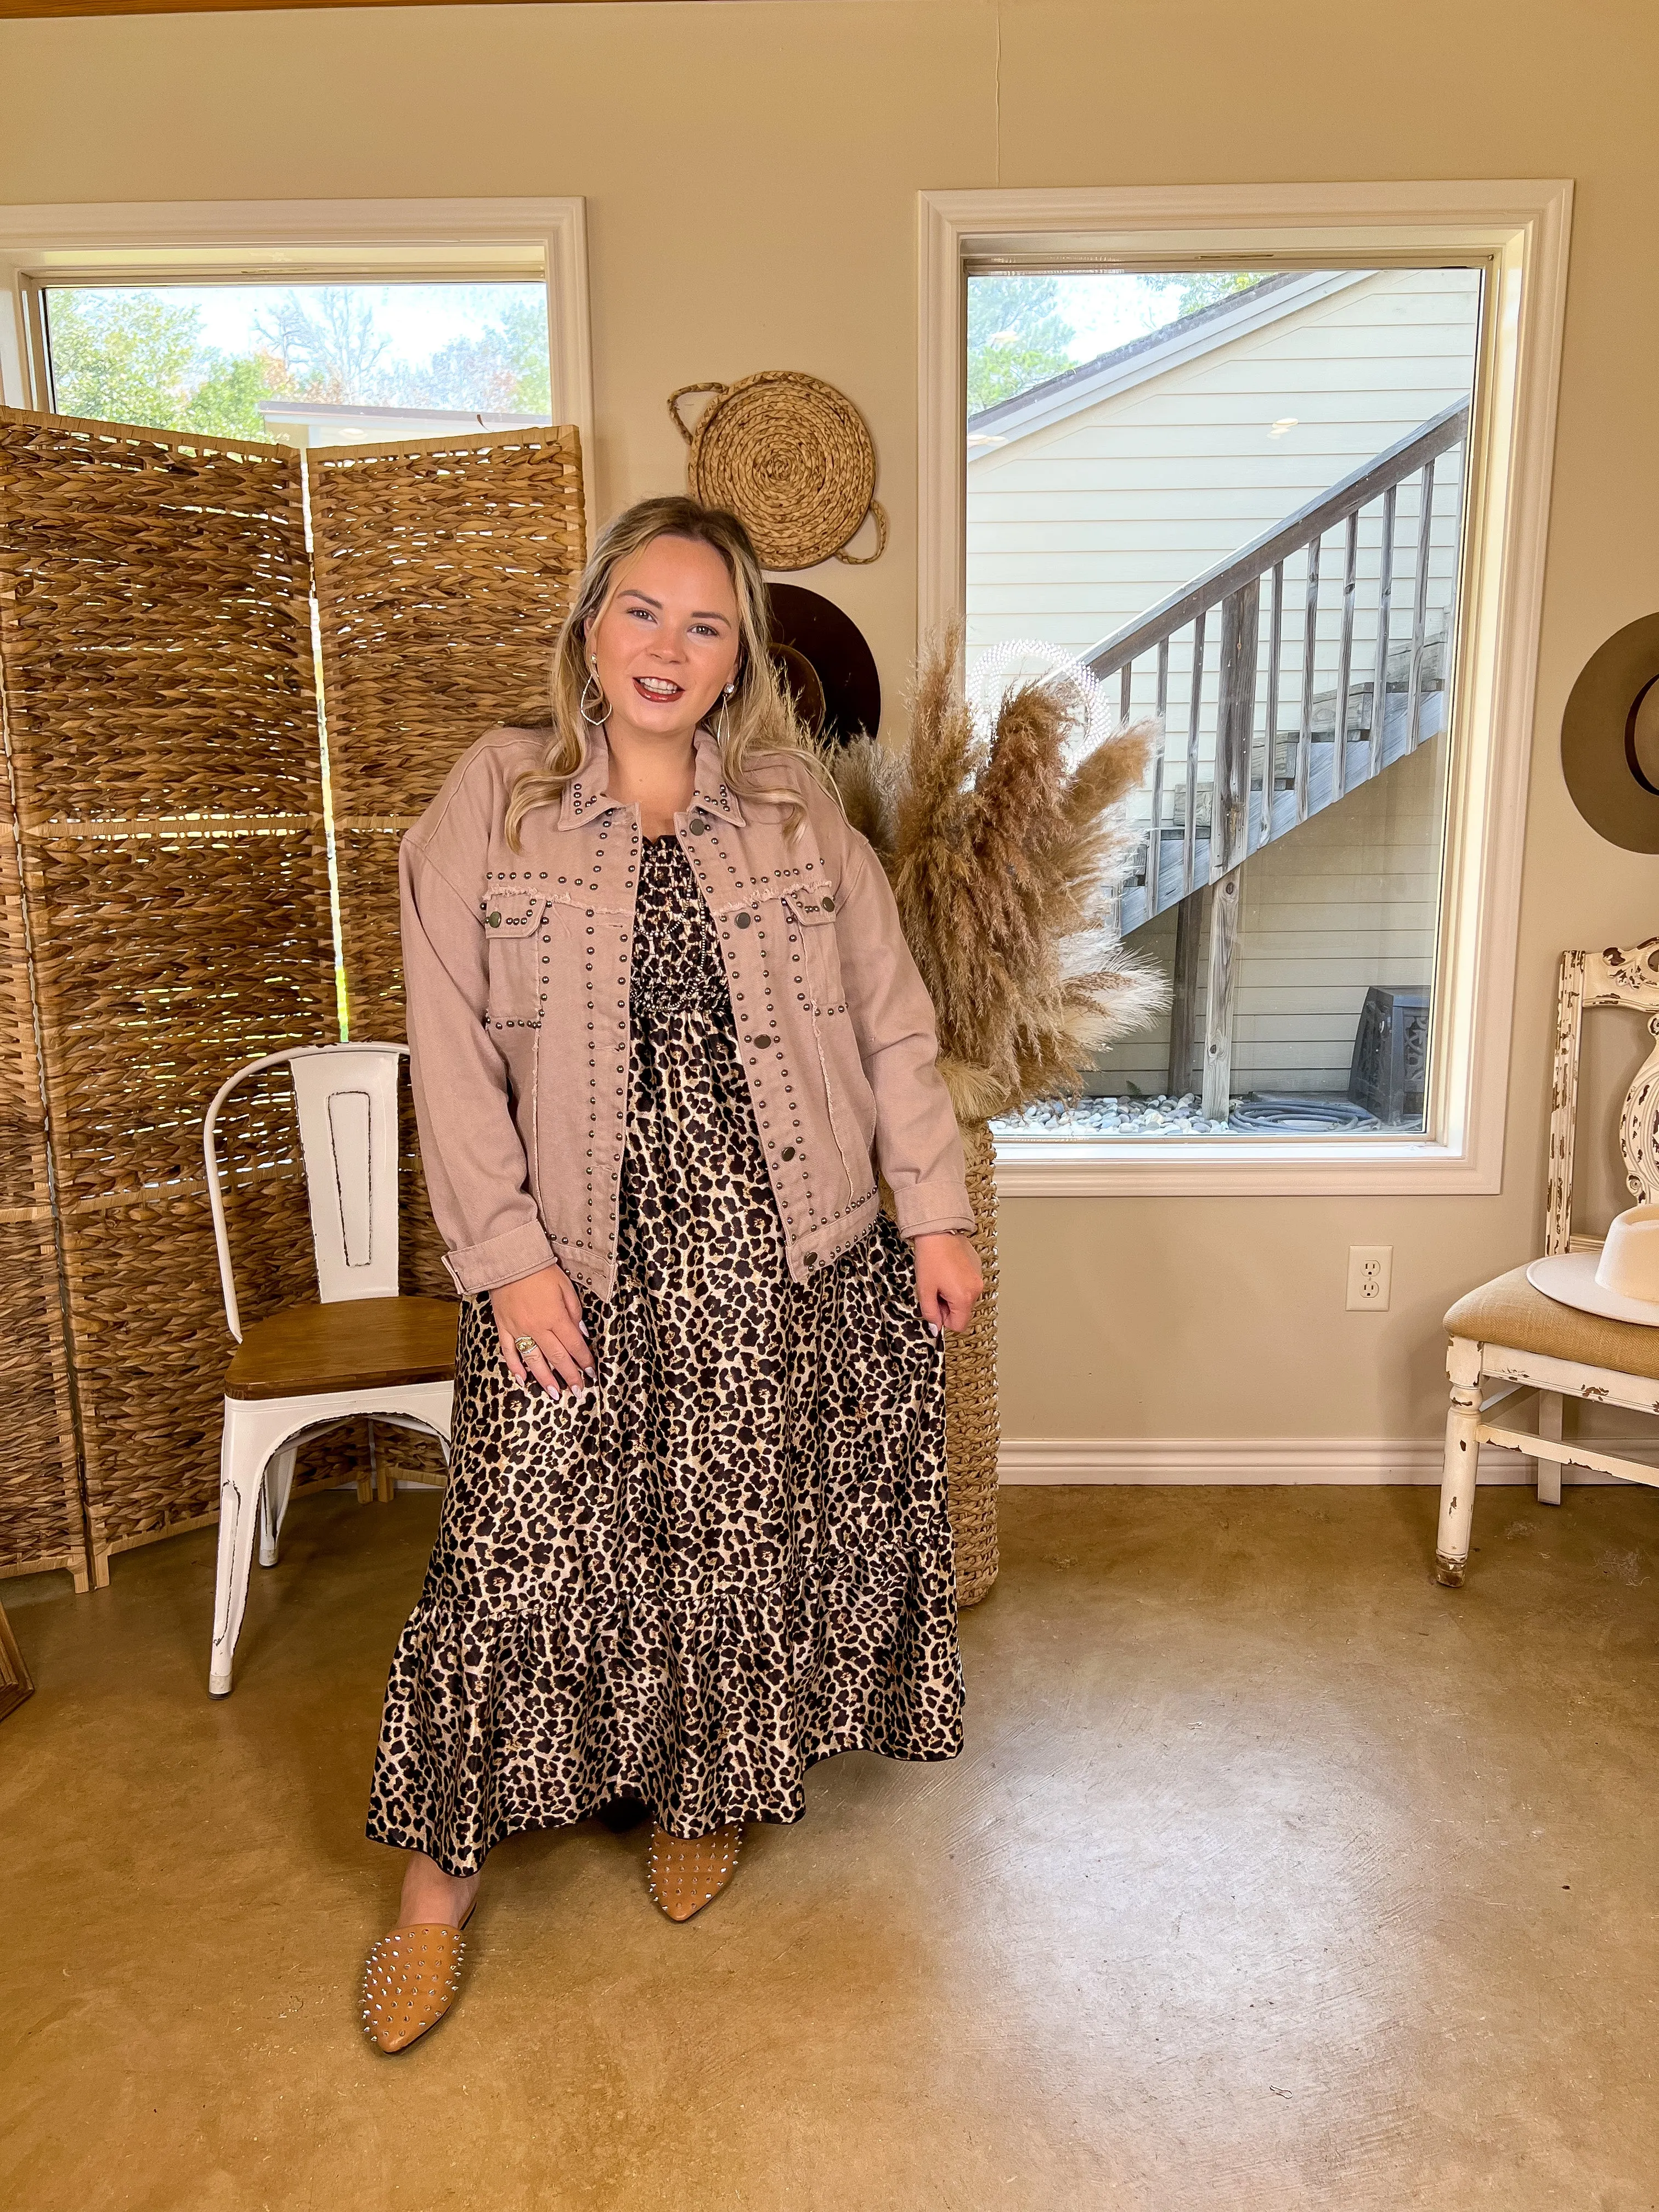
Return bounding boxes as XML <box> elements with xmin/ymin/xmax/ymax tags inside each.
<box><xmin>996</xmin><ymin>1435</ymin><xmax>1659</xmax><ymax>1486</ymax></box>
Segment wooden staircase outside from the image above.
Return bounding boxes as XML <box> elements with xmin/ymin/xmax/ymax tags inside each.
<box><xmin>1086</xmin><ymin>400</ymin><xmax>1469</xmax><ymax>1119</ymax></box>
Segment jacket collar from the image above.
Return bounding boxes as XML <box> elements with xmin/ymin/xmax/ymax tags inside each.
<box><xmin>557</xmin><ymin>723</ymin><xmax>747</xmax><ymax>830</ymax></box>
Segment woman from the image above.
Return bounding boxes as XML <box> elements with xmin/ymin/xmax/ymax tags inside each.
<box><xmin>360</xmin><ymin>495</ymin><xmax>984</xmax><ymax>2053</ymax></box>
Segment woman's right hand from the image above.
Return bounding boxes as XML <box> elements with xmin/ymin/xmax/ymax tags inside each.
<box><xmin>490</xmin><ymin>1265</ymin><xmax>595</xmax><ymax>1396</ymax></box>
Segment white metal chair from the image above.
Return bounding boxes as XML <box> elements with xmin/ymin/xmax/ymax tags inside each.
<box><xmin>1436</xmin><ymin>940</ymin><xmax>1659</xmax><ymax>1587</ymax></box>
<box><xmin>205</xmin><ymin>1043</ymin><xmax>457</xmax><ymax>1694</ymax></box>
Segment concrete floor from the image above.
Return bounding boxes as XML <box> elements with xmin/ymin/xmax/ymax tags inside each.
<box><xmin>4</xmin><ymin>1482</ymin><xmax>1658</xmax><ymax>2211</ymax></box>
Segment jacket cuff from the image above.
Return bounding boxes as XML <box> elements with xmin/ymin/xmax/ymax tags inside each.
<box><xmin>894</xmin><ymin>1178</ymin><xmax>976</xmax><ymax>1240</ymax></box>
<box><xmin>442</xmin><ymin>1219</ymin><xmax>557</xmax><ymax>1297</ymax></box>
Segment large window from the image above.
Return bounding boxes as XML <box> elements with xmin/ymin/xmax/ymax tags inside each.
<box><xmin>966</xmin><ymin>265</ymin><xmax>1482</xmax><ymax>1143</ymax></box>
<box><xmin>0</xmin><ymin>196</ymin><xmax>592</xmax><ymax>474</ymax></box>
<box><xmin>919</xmin><ymin>184</ymin><xmax>1571</xmax><ymax>1194</ymax></box>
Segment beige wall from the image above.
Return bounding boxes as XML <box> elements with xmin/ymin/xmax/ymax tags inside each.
<box><xmin>3</xmin><ymin>0</ymin><xmax>1656</xmax><ymax>1444</ymax></box>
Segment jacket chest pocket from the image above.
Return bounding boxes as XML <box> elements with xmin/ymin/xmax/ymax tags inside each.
<box><xmin>780</xmin><ymin>884</ymin><xmax>875</xmax><ymax>1200</ymax></box>
<box><xmin>483</xmin><ymin>893</ymin><xmax>553</xmax><ymax>1026</ymax></box>
<box><xmin>780</xmin><ymin>888</ymin><xmax>845</xmax><ymax>1018</ymax></box>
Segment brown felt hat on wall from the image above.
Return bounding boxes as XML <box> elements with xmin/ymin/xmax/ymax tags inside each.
<box><xmin>1561</xmin><ymin>611</ymin><xmax>1659</xmax><ymax>851</ymax></box>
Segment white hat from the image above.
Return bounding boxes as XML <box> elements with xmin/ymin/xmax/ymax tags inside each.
<box><xmin>1528</xmin><ymin>1203</ymin><xmax>1659</xmax><ymax>1326</ymax></box>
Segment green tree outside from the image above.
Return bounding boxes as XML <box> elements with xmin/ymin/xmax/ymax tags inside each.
<box><xmin>47</xmin><ymin>291</ymin><xmax>206</xmax><ymax>432</ymax></box>
<box><xmin>183</xmin><ymin>356</ymin><xmax>276</xmax><ymax>440</ymax></box>
<box><xmin>43</xmin><ymin>284</ymin><xmax>554</xmax><ymax>441</ymax></box>
<box><xmin>495</xmin><ymin>295</ymin><xmax>552</xmax><ymax>414</ymax></box>
<box><xmin>967</xmin><ymin>270</ymin><xmax>1274</xmax><ymax>418</ymax></box>
<box><xmin>1170</xmin><ymin>271</ymin><xmax>1271</xmax><ymax>317</ymax></box>
<box><xmin>968</xmin><ymin>274</ymin><xmax>1076</xmax><ymax>414</ymax></box>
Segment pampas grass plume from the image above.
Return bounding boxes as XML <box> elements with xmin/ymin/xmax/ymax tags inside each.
<box><xmin>830</xmin><ymin>623</ymin><xmax>1167</xmax><ymax>1122</ymax></box>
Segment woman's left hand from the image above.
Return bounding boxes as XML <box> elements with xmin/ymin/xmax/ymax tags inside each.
<box><xmin>912</xmin><ymin>1231</ymin><xmax>984</xmax><ymax>1336</ymax></box>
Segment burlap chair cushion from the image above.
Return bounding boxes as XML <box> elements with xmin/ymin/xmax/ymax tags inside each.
<box><xmin>1444</xmin><ymin>1264</ymin><xmax>1659</xmax><ymax>1382</ymax></box>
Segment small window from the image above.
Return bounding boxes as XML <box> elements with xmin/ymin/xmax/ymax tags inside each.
<box><xmin>967</xmin><ymin>266</ymin><xmax>1481</xmax><ymax>1143</ymax></box>
<box><xmin>40</xmin><ymin>280</ymin><xmax>552</xmax><ymax>447</ymax></box>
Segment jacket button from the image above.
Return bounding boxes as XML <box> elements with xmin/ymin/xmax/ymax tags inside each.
<box><xmin>805</xmin><ymin>1250</ymin><xmax>817</xmax><ymax>1265</ymax></box>
<box><xmin>821</xmin><ymin>896</ymin><xmax>834</xmax><ymax>911</ymax></box>
<box><xmin>736</xmin><ymin>911</ymin><xmax>751</xmax><ymax>926</ymax></box>
<box><xmin>488</xmin><ymin>913</ymin><xmax>501</xmax><ymax>927</ymax></box>
<box><xmin>689</xmin><ymin>812</ymin><xmax>709</xmax><ymax>834</ymax></box>
<box><xmin>781</xmin><ymin>1145</ymin><xmax>795</xmax><ymax>1160</ymax></box>
<box><xmin>752</xmin><ymin>1033</ymin><xmax>771</xmax><ymax>1048</ymax></box>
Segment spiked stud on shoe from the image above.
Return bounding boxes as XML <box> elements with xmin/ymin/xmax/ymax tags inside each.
<box><xmin>360</xmin><ymin>1922</ymin><xmax>470</xmax><ymax>2054</ymax></box>
<box><xmin>647</xmin><ymin>1824</ymin><xmax>744</xmax><ymax>1922</ymax></box>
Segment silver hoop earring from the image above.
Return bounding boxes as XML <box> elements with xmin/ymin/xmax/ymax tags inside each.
<box><xmin>579</xmin><ymin>669</ymin><xmax>610</xmax><ymax>727</ymax></box>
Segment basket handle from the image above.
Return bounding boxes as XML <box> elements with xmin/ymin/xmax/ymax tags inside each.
<box><xmin>834</xmin><ymin>497</ymin><xmax>889</xmax><ymax>566</ymax></box>
<box><xmin>668</xmin><ymin>383</ymin><xmax>725</xmax><ymax>444</ymax></box>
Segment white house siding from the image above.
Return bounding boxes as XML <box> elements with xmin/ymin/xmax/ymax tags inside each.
<box><xmin>1228</xmin><ymin>733</ymin><xmax>1443</xmax><ymax>1098</ymax></box>
<box><xmin>966</xmin><ymin>267</ymin><xmax>1481</xmax><ymax>664</ymax></box>
<box><xmin>1095</xmin><ymin>902</ymin><xmax>1181</xmax><ymax>1099</ymax></box>
<box><xmin>1091</xmin><ymin>736</ymin><xmax>1446</xmax><ymax>1104</ymax></box>
<box><xmin>966</xmin><ymin>267</ymin><xmax>1479</xmax><ymax>1104</ymax></box>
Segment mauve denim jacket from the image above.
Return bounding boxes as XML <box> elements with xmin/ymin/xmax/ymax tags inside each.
<box><xmin>400</xmin><ymin>724</ymin><xmax>974</xmax><ymax>1301</ymax></box>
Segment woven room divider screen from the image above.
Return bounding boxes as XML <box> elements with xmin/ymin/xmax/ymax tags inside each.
<box><xmin>306</xmin><ymin>425</ymin><xmax>586</xmax><ymax>1397</ymax></box>
<box><xmin>307</xmin><ymin>424</ymin><xmax>586</xmax><ymax>1043</ymax></box>
<box><xmin>0</xmin><ymin>409</ymin><xmax>340</xmax><ymax>1585</ymax></box>
<box><xmin>0</xmin><ymin>785</ymin><xmax>84</xmax><ymax>1588</ymax></box>
<box><xmin>0</xmin><ymin>411</ymin><xmax>588</xmax><ymax>1580</ymax></box>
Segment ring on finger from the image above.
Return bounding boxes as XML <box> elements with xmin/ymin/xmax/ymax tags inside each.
<box><xmin>514</xmin><ymin>1333</ymin><xmax>538</xmax><ymax>1356</ymax></box>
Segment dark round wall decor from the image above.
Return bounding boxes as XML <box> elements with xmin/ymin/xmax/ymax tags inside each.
<box><xmin>765</xmin><ymin>583</ymin><xmax>881</xmax><ymax>748</ymax></box>
<box><xmin>1561</xmin><ymin>612</ymin><xmax>1659</xmax><ymax>852</ymax></box>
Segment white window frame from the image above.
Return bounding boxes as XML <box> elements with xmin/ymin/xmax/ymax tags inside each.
<box><xmin>919</xmin><ymin>182</ymin><xmax>1573</xmax><ymax>1197</ymax></box>
<box><xmin>0</xmin><ymin>196</ymin><xmax>595</xmax><ymax>514</ymax></box>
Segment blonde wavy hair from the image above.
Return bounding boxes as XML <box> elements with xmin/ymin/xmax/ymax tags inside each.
<box><xmin>505</xmin><ymin>494</ymin><xmax>835</xmax><ymax>849</ymax></box>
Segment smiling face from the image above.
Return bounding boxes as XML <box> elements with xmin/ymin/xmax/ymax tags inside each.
<box><xmin>584</xmin><ymin>533</ymin><xmax>742</xmax><ymax>748</ymax></box>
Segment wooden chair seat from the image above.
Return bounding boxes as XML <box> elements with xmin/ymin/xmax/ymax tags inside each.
<box><xmin>224</xmin><ymin>1296</ymin><xmax>458</xmax><ymax>1402</ymax></box>
<box><xmin>1444</xmin><ymin>1265</ymin><xmax>1659</xmax><ymax>1385</ymax></box>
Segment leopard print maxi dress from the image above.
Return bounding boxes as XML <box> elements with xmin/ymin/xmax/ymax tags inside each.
<box><xmin>367</xmin><ymin>832</ymin><xmax>964</xmax><ymax>1873</ymax></box>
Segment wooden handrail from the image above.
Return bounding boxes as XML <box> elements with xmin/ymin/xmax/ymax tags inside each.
<box><xmin>1084</xmin><ymin>400</ymin><xmax>1469</xmax><ymax>681</ymax></box>
<box><xmin>1098</xmin><ymin>399</ymin><xmax>1472</xmax><ymax>1115</ymax></box>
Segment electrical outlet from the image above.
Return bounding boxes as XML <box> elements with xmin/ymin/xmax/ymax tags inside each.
<box><xmin>1346</xmin><ymin>1245</ymin><xmax>1393</xmax><ymax>1311</ymax></box>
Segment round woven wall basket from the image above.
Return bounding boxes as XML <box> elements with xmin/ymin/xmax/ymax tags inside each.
<box><xmin>669</xmin><ymin>371</ymin><xmax>888</xmax><ymax>571</ymax></box>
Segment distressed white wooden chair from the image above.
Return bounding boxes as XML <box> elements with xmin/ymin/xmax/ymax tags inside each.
<box><xmin>1436</xmin><ymin>939</ymin><xmax>1659</xmax><ymax>1587</ymax></box>
<box><xmin>205</xmin><ymin>1042</ymin><xmax>457</xmax><ymax>1694</ymax></box>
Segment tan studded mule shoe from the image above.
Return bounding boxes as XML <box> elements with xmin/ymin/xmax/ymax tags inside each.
<box><xmin>647</xmin><ymin>1824</ymin><xmax>744</xmax><ymax>1922</ymax></box>
<box><xmin>360</xmin><ymin>1905</ymin><xmax>475</xmax><ymax>2055</ymax></box>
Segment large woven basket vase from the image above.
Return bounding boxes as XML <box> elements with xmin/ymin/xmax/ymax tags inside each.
<box><xmin>944</xmin><ymin>1120</ymin><xmax>1000</xmax><ymax>1607</ymax></box>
